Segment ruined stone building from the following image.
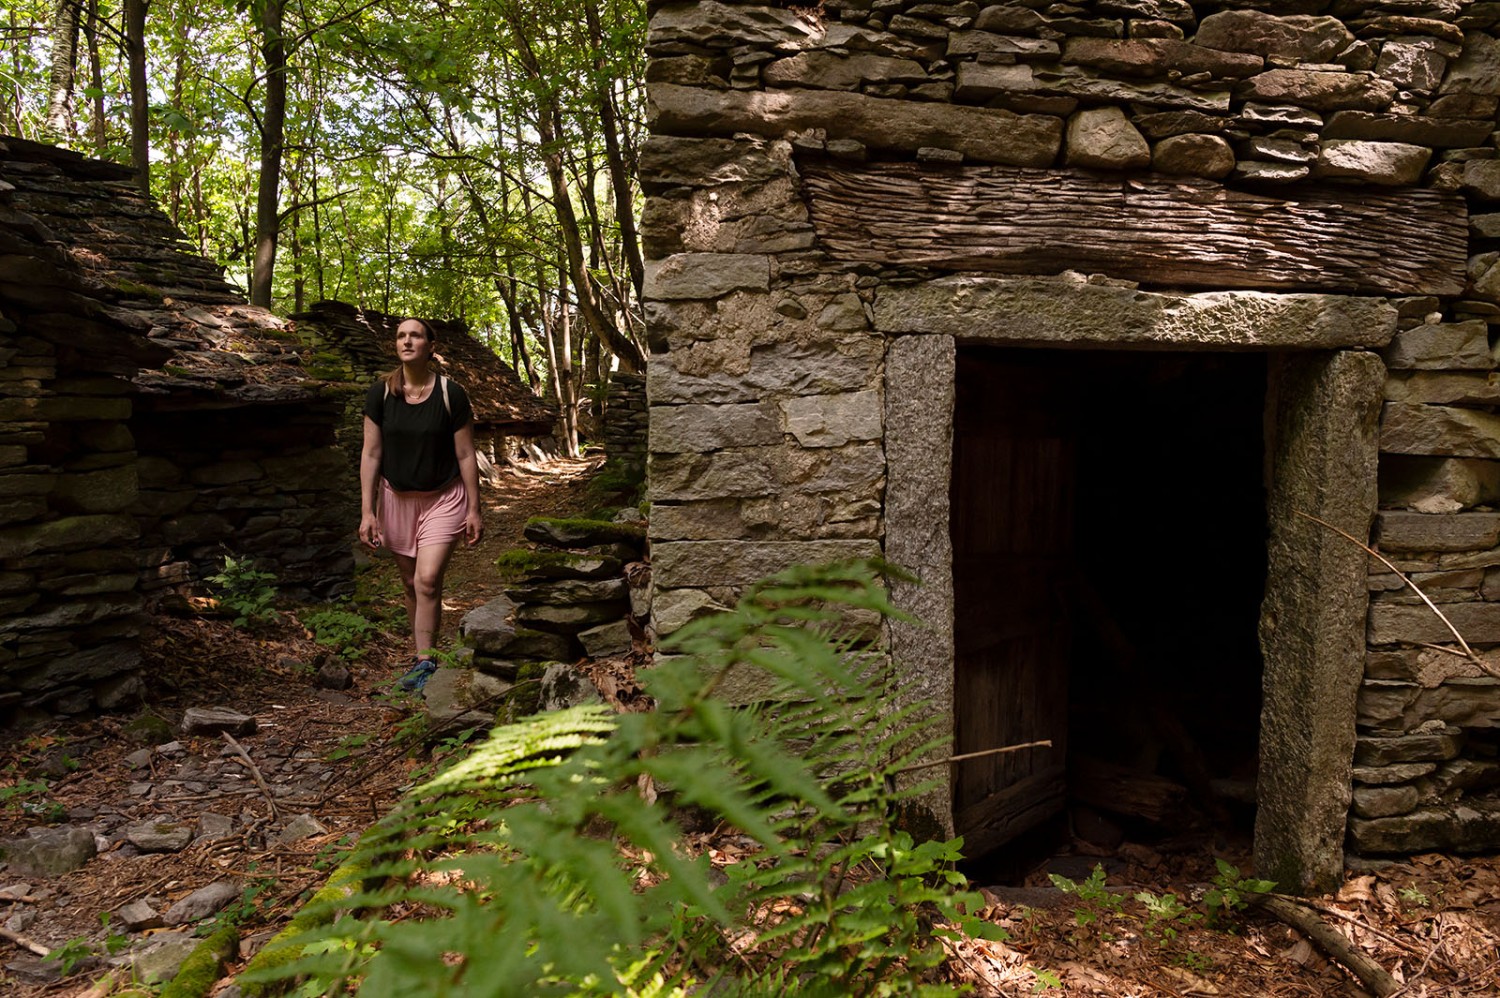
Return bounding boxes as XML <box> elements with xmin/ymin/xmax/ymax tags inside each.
<box><xmin>640</xmin><ymin>0</ymin><xmax>1500</xmax><ymax>890</ymax></box>
<box><xmin>0</xmin><ymin>137</ymin><xmax>350</xmax><ymax>716</ymax></box>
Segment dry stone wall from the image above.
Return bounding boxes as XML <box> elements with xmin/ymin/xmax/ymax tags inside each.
<box><xmin>643</xmin><ymin>0</ymin><xmax>1500</xmax><ymax>858</ymax></box>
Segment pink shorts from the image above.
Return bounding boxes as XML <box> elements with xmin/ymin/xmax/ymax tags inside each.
<box><xmin>379</xmin><ymin>477</ymin><xmax>468</xmax><ymax>557</ymax></box>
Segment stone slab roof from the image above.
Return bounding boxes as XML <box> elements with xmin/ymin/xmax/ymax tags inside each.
<box><xmin>292</xmin><ymin>300</ymin><xmax>557</xmax><ymax>436</ymax></box>
<box><xmin>0</xmin><ymin>135</ymin><xmax>324</xmax><ymax>406</ymax></box>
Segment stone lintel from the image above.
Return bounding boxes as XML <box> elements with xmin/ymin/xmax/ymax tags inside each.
<box><xmin>873</xmin><ymin>277</ymin><xmax>1397</xmax><ymax>350</ymax></box>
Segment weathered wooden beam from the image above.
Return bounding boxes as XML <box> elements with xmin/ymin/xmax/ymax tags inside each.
<box><xmin>800</xmin><ymin>161</ymin><xmax>1466</xmax><ymax>296</ymax></box>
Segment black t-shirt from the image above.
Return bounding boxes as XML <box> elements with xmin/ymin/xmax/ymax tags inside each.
<box><xmin>364</xmin><ymin>377</ymin><xmax>474</xmax><ymax>492</ymax></box>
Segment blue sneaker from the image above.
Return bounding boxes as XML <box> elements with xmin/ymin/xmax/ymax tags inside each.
<box><xmin>397</xmin><ymin>658</ymin><xmax>438</xmax><ymax>692</ymax></box>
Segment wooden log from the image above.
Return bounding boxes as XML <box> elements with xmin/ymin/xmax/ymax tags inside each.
<box><xmin>799</xmin><ymin>161</ymin><xmax>1466</xmax><ymax>296</ymax></box>
<box><xmin>1254</xmin><ymin>894</ymin><xmax>1402</xmax><ymax>997</ymax></box>
<box><xmin>1069</xmin><ymin>754</ymin><xmax>1189</xmax><ymax>824</ymax></box>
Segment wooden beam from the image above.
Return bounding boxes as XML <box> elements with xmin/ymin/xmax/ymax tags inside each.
<box><xmin>800</xmin><ymin>161</ymin><xmax>1466</xmax><ymax>296</ymax></box>
<box><xmin>953</xmin><ymin>764</ymin><xmax>1066</xmax><ymax>857</ymax></box>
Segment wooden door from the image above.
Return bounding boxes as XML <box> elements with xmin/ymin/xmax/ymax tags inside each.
<box><xmin>951</xmin><ymin>351</ymin><xmax>1072</xmax><ymax>856</ymax></box>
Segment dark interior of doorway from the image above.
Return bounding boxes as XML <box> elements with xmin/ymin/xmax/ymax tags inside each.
<box><xmin>951</xmin><ymin>346</ymin><xmax>1268</xmax><ymax>878</ymax></box>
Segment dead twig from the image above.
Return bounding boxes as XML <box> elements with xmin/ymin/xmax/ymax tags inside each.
<box><xmin>1254</xmin><ymin>894</ymin><xmax>1402</xmax><ymax>997</ymax></box>
<box><xmin>891</xmin><ymin>740</ymin><xmax>1053</xmax><ymax>777</ymax></box>
<box><xmin>0</xmin><ymin>924</ymin><xmax>52</xmax><ymax>956</ymax></box>
<box><xmin>222</xmin><ymin>731</ymin><xmax>282</xmax><ymax>822</ymax></box>
<box><xmin>1387</xmin><ymin>915</ymin><xmax>1444</xmax><ymax>998</ymax></box>
<box><xmin>1294</xmin><ymin>510</ymin><xmax>1500</xmax><ymax>680</ymax></box>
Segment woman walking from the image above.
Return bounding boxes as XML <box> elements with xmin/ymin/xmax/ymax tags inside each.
<box><xmin>358</xmin><ymin>317</ymin><xmax>483</xmax><ymax>691</ymax></box>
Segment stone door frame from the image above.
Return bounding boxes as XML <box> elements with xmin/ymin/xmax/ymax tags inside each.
<box><xmin>880</xmin><ymin>279</ymin><xmax>1392</xmax><ymax>891</ymax></box>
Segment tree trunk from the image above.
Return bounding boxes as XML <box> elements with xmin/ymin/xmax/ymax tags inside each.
<box><xmin>249</xmin><ymin>0</ymin><xmax>286</xmax><ymax>308</ymax></box>
<box><xmin>125</xmin><ymin>0</ymin><xmax>149</xmax><ymax>194</ymax></box>
<box><xmin>45</xmin><ymin>0</ymin><xmax>82</xmax><ymax>140</ymax></box>
<box><xmin>508</xmin><ymin>23</ymin><xmax>645</xmax><ymax>373</ymax></box>
<box><xmin>84</xmin><ymin>0</ymin><xmax>105</xmax><ymax>155</ymax></box>
<box><xmin>586</xmin><ymin>0</ymin><xmax>644</xmax><ymax>302</ymax></box>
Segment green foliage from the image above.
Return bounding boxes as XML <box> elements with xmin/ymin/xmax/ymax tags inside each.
<box><xmin>207</xmin><ymin>555</ymin><xmax>279</xmax><ymax>628</ymax></box>
<box><xmin>1049</xmin><ymin>864</ymin><xmax>1123</xmax><ymax>929</ymax></box>
<box><xmin>239</xmin><ymin>559</ymin><xmax>995</xmax><ymax>996</ymax></box>
<box><xmin>1398</xmin><ymin>884</ymin><xmax>1430</xmax><ymax>909</ymax></box>
<box><xmin>0</xmin><ymin>775</ymin><xmax>55</xmax><ymax>816</ymax></box>
<box><xmin>1031</xmin><ymin>968</ymin><xmax>1062</xmax><ymax>991</ymax></box>
<box><xmin>300</xmin><ymin>606</ymin><xmax>378</xmax><ymax>661</ymax></box>
<box><xmin>1203</xmin><ymin>858</ymin><xmax>1275</xmax><ymax>929</ymax></box>
<box><xmin>585</xmin><ymin>456</ymin><xmax>646</xmax><ymax>511</ymax></box>
<box><xmin>44</xmin><ymin>935</ymin><xmax>96</xmax><ymax>977</ymax></box>
<box><xmin>1132</xmin><ymin>890</ymin><xmax>1201</xmax><ymax>945</ymax></box>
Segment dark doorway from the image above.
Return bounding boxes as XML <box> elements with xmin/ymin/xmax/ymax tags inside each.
<box><xmin>951</xmin><ymin>347</ymin><xmax>1268</xmax><ymax>858</ymax></box>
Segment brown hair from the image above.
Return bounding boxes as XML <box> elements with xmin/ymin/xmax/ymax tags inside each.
<box><xmin>382</xmin><ymin>317</ymin><xmax>439</xmax><ymax>394</ymax></box>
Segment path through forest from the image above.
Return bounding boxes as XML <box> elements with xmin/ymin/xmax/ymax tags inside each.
<box><xmin>0</xmin><ymin>456</ymin><xmax>1498</xmax><ymax>996</ymax></box>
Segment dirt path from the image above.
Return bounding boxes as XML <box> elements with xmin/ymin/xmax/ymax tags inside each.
<box><xmin>0</xmin><ymin>457</ymin><xmax>603</xmax><ymax>995</ymax></box>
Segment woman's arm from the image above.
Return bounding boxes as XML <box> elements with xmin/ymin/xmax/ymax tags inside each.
<box><xmin>359</xmin><ymin>415</ymin><xmax>383</xmax><ymax>548</ymax></box>
<box><xmin>454</xmin><ymin>422</ymin><xmax>484</xmax><ymax>546</ymax></box>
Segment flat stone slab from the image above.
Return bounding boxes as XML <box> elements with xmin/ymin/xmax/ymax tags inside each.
<box><xmin>1375</xmin><ymin>511</ymin><xmax>1500</xmax><ymax>552</ymax></box>
<box><xmin>0</xmin><ymin>826</ymin><xmax>96</xmax><ymax>877</ymax></box>
<box><xmin>579</xmin><ymin>619</ymin><xmax>633</xmax><ymax>658</ymax></box>
<box><xmin>872</xmin><ymin>277</ymin><xmax>1398</xmax><ymax>349</ymax></box>
<box><xmin>503</xmin><ymin>578</ymin><xmax>629</xmax><ymax>605</ymax></box>
<box><xmin>125</xmin><ymin>820</ymin><xmax>193</xmax><ymax>853</ymax></box>
<box><xmin>163</xmin><ymin>880</ymin><xmax>241</xmax><ymax>925</ymax></box>
<box><xmin>648</xmin><ymin>83</ymin><xmax>1063</xmax><ymax>168</ymax></box>
<box><xmin>1357</xmin><ymin>678</ymin><xmax>1500</xmax><ymax>728</ymax></box>
<box><xmin>459</xmin><ymin>596</ymin><xmax>516</xmax><ymax>655</ymax></box>
<box><xmin>180</xmin><ymin>707</ymin><xmax>256</xmax><ymax>737</ymax></box>
<box><xmin>1349</xmin><ymin>799</ymin><xmax>1500</xmax><ymax>854</ymax></box>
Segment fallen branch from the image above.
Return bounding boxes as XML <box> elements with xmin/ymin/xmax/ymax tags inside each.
<box><xmin>891</xmin><ymin>739</ymin><xmax>1053</xmax><ymax>777</ymax></box>
<box><xmin>1295</xmin><ymin>510</ymin><xmax>1500</xmax><ymax>680</ymax></box>
<box><xmin>1254</xmin><ymin>894</ymin><xmax>1401</xmax><ymax>997</ymax></box>
<box><xmin>0</xmin><ymin>924</ymin><xmax>51</xmax><ymax>956</ymax></box>
<box><xmin>222</xmin><ymin>731</ymin><xmax>282</xmax><ymax>822</ymax></box>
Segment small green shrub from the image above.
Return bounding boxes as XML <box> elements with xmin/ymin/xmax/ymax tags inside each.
<box><xmin>207</xmin><ymin>555</ymin><xmax>278</xmax><ymax>627</ymax></box>
<box><xmin>1203</xmin><ymin>858</ymin><xmax>1275</xmax><ymax>929</ymax></box>
<box><xmin>301</xmin><ymin>606</ymin><xmax>377</xmax><ymax>661</ymax></box>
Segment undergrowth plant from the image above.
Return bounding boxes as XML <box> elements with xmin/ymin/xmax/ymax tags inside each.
<box><xmin>240</xmin><ymin>560</ymin><xmax>1002</xmax><ymax>997</ymax></box>
<box><xmin>208</xmin><ymin>555</ymin><xmax>279</xmax><ymax>627</ymax></box>
<box><xmin>300</xmin><ymin>606</ymin><xmax>377</xmax><ymax>661</ymax></box>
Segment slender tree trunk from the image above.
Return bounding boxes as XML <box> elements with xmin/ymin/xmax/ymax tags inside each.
<box><xmin>45</xmin><ymin>0</ymin><xmax>82</xmax><ymax>139</ymax></box>
<box><xmin>509</xmin><ymin>25</ymin><xmax>644</xmax><ymax>373</ymax></box>
<box><xmin>84</xmin><ymin>0</ymin><xmax>105</xmax><ymax>155</ymax></box>
<box><xmin>586</xmin><ymin>0</ymin><xmax>644</xmax><ymax>302</ymax></box>
<box><xmin>250</xmin><ymin>0</ymin><xmax>286</xmax><ymax>308</ymax></box>
<box><xmin>125</xmin><ymin>0</ymin><xmax>149</xmax><ymax>193</ymax></box>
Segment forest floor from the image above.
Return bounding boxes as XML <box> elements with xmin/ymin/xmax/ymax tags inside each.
<box><xmin>0</xmin><ymin>456</ymin><xmax>1497</xmax><ymax>997</ymax></box>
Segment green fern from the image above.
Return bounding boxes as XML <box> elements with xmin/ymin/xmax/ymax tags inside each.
<box><xmin>239</xmin><ymin>559</ymin><xmax>996</xmax><ymax>996</ymax></box>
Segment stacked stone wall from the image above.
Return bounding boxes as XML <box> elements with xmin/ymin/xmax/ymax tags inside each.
<box><xmin>603</xmin><ymin>373</ymin><xmax>649</xmax><ymax>473</ymax></box>
<box><xmin>643</xmin><ymin>0</ymin><xmax>1500</xmax><ymax>857</ymax></box>
<box><xmin>0</xmin><ymin>242</ymin><xmax>154</xmax><ymax>715</ymax></box>
<box><xmin>132</xmin><ymin>404</ymin><xmax>356</xmax><ymax>599</ymax></box>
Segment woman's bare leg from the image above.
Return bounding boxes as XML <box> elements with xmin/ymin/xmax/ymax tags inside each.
<box><xmin>408</xmin><ymin>541</ymin><xmax>457</xmax><ymax>658</ymax></box>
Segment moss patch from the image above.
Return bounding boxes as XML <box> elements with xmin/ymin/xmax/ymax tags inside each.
<box><xmin>493</xmin><ymin>548</ymin><xmax>595</xmax><ymax>579</ymax></box>
<box><xmin>159</xmin><ymin>925</ymin><xmax>238</xmax><ymax>998</ymax></box>
<box><xmin>523</xmin><ymin>516</ymin><xmax>645</xmax><ymax>546</ymax></box>
<box><xmin>237</xmin><ymin>856</ymin><xmax>371</xmax><ymax>996</ymax></box>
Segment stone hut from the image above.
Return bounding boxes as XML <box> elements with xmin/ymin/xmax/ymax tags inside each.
<box><xmin>291</xmin><ymin>300</ymin><xmax>557</xmax><ymax>465</ymax></box>
<box><xmin>642</xmin><ymin>0</ymin><xmax>1500</xmax><ymax>890</ymax></box>
<box><xmin>0</xmin><ymin>136</ymin><xmax>350</xmax><ymax>713</ymax></box>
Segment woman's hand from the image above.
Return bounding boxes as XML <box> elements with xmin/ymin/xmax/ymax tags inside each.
<box><xmin>464</xmin><ymin>509</ymin><xmax>483</xmax><ymax>547</ymax></box>
<box><xmin>359</xmin><ymin>512</ymin><xmax>382</xmax><ymax>549</ymax></box>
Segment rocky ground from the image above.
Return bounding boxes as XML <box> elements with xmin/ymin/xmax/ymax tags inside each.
<box><xmin>0</xmin><ymin>456</ymin><xmax>606</xmax><ymax>996</ymax></box>
<box><xmin>0</xmin><ymin>455</ymin><xmax>1498</xmax><ymax>996</ymax></box>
